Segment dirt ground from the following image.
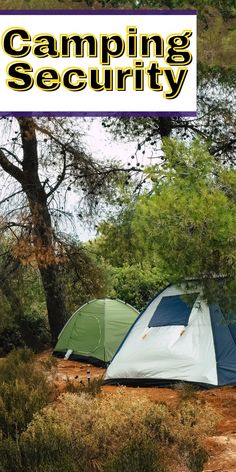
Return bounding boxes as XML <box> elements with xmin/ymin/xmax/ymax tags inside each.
<box><xmin>39</xmin><ymin>353</ymin><xmax>236</xmax><ymax>472</ymax></box>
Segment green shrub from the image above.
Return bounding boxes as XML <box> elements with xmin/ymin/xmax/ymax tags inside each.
<box><xmin>104</xmin><ymin>438</ymin><xmax>164</xmax><ymax>472</ymax></box>
<box><xmin>165</xmin><ymin>400</ymin><xmax>216</xmax><ymax>472</ymax></box>
<box><xmin>182</xmin><ymin>442</ymin><xmax>209</xmax><ymax>472</ymax></box>
<box><xmin>0</xmin><ymin>348</ymin><xmax>36</xmax><ymax>381</ymax></box>
<box><xmin>0</xmin><ymin>312</ymin><xmax>50</xmax><ymax>356</ymax></box>
<box><xmin>18</xmin><ymin>312</ymin><xmax>51</xmax><ymax>353</ymax></box>
<box><xmin>0</xmin><ymin>325</ymin><xmax>25</xmax><ymax>356</ymax></box>
<box><xmin>1</xmin><ymin>390</ymin><xmax>217</xmax><ymax>472</ymax></box>
<box><xmin>0</xmin><ymin>436</ymin><xmax>22</xmax><ymax>472</ymax></box>
<box><xmin>0</xmin><ymin>349</ymin><xmax>49</xmax><ymax>438</ymax></box>
<box><xmin>20</xmin><ymin>409</ymin><xmax>82</xmax><ymax>472</ymax></box>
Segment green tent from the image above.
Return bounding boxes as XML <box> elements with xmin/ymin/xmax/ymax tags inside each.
<box><xmin>53</xmin><ymin>298</ymin><xmax>138</xmax><ymax>366</ymax></box>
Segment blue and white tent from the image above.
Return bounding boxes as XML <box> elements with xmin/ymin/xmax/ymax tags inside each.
<box><xmin>105</xmin><ymin>284</ymin><xmax>236</xmax><ymax>388</ymax></box>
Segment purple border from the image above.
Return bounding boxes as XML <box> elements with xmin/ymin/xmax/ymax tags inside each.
<box><xmin>0</xmin><ymin>9</ymin><xmax>197</xmax><ymax>15</ymax></box>
<box><xmin>1</xmin><ymin>112</ymin><xmax>196</xmax><ymax>117</ymax></box>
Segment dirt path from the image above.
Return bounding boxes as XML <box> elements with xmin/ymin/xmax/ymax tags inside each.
<box><xmin>39</xmin><ymin>353</ymin><xmax>236</xmax><ymax>472</ymax></box>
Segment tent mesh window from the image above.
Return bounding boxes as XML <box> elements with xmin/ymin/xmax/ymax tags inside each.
<box><xmin>148</xmin><ymin>293</ymin><xmax>199</xmax><ymax>328</ymax></box>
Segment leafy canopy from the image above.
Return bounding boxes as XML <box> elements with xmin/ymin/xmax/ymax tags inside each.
<box><xmin>98</xmin><ymin>140</ymin><xmax>236</xmax><ymax>310</ymax></box>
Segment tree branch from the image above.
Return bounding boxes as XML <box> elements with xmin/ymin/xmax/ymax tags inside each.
<box><xmin>0</xmin><ymin>147</ymin><xmax>23</xmax><ymax>166</ymax></box>
<box><xmin>0</xmin><ymin>221</ymin><xmax>30</xmax><ymax>233</ymax></box>
<box><xmin>34</xmin><ymin>122</ymin><xmax>95</xmax><ymax>169</ymax></box>
<box><xmin>0</xmin><ymin>189</ymin><xmax>24</xmax><ymax>206</ymax></box>
<box><xmin>0</xmin><ymin>149</ymin><xmax>24</xmax><ymax>184</ymax></box>
<box><xmin>46</xmin><ymin>149</ymin><xmax>67</xmax><ymax>198</ymax></box>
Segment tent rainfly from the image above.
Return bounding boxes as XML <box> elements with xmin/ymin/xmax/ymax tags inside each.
<box><xmin>105</xmin><ymin>284</ymin><xmax>236</xmax><ymax>387</ymax></box>
<box><xmin>53</xmin><ymin>298</ymin><xmax>138</xmax><ymax>366</ymax></box>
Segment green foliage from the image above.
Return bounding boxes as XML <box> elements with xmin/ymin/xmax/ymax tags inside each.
<box><xmin>20</xmin><ymin>410</ymin><xmax>81</xmax><ymax>472</ymax></box>
<box><xmin>0</xmin><ymin>312</ymin><xmax>50</xmax><ymax>356</ymax></box>
<box><xmin>185</xmin><ymin>445</ymin><xmax>209</xmax><ymax>472</ymax></box>
<box><xmin>60</xmin><ymin>242</ymin><xmax>109</xmax><ymax>315</ymax></box>
<box><xmin>0</xmin><ymin>324</ymin><xmax>25</xmax><ymax>356</ymax></box>
<box><xmin>0</xmin><ymin>390</ymin><xmax>217</xmax><ymax>471</ymax></box>
<box><xmin>104</xmin><ymin>438</ymin><xmax>163</xmax><ymax>472</ymax></box>
<box><xmin>0</xmin><ymin>252</ymin><xmax>48</xmax><ymax>354</ymax></box>
<box><xmin>98</xmin><ymin>139</ymin><xmax>236</xmax><ymax>310</ymax></box>
<box><xmin>133</xmin><ymin>140</ymin><xmax>236</xmax><ymax>308</ymax></box>
<box><xmin>0</xmin><ymin>349</ymin><xmax>49</xmax><ymax>438</ymax></box>
<box><xmin>17</xmin><ymin>312</ymin><xmax>51</xmax><ymax>353</ymax></box>
<box><xmin>17</xmin><ymin>266</ymin><xmax>46</xmax><ymax>317</ymax></box>
<box><xmin>96</xmin><ymin>205</ymin><xmax>140</xmax><ymax>267</ymax></box>
<box><xmin>110</xmin><ymin>264</ymin><xmax>168</xmax><ymax>310</ymax></box>
<box><xmin>198</xmin><ymin>9</ymin><xmax>236</xmax><ymax>68</ymax></box>
<box><xmin>0</xmin><ymin>296</ymin><xmax>12</xmax><ymax>332</ymax></box>
<box><xmin>0</xmin><ymin>435</ymin><xmax>22</xmax><ymax>472</ymax></box>
<box><xmin>0</xmin><ymin>238</ymin><xmax>108</xmax><ymax>354</ymax></box>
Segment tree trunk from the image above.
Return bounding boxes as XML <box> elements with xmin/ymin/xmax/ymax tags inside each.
<box><xmin>0</xmin><ymin>117</ymin><xmax>69</xmax><ymax>343</ymax></box>
<box><xmin>25</xmin><ymin>195</ymin><xmax>67</xmax><ymax>344</ymax></box>
<box><xmin>17</xmin><ymin>118</ymin><xmax>67</xmax><ymax>344</ymax></box>
<box><xmin>159</xmin><ymin>117</ymin><xmax>173</xmax><ymax>138</ymax></box>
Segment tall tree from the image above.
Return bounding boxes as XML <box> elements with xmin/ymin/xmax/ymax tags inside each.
<box><xmin>0</xmin><ymin>118</ymin><xmax>67</xmax><ymax>342</ymax></box>
<box><xmin>0</xmin><ymin>117</ymin><xmax>128</xmax><ymax>342</ymax></box>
